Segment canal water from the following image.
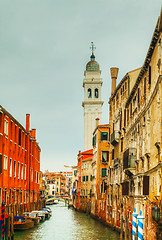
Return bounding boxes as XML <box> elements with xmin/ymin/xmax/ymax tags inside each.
<box><xmin>15</xmin><ymin>202</ymin><xmax>120</xmax><ymax>240</ymax></box>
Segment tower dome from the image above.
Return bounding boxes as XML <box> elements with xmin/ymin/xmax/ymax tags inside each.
<box><xmin>86</xmin><ymin>42</ymin><xmax>100</xmax><ymax>71</ymax></box>
<box><xmin>86</xmin><ymin>54</ymin><xmax>100</xmax><ymax>71</ymax></box>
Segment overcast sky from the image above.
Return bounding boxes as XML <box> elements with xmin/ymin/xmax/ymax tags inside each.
<box><xmin>0</xmin><ymin>0</ymin><xmax>161</xmax><ymax>172</ymax></box>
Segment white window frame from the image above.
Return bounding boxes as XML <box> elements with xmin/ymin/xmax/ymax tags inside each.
<box><xmin>4</xmin><ymin>119</ymin><xmax>8</xmax><ymax>135</ymax></box>
<box><xmin>21</xmin><ymin>163</ymin><xmax>23</xmax><ymax>180</ymax></box>
<box><xmin>14</xmin><ymin>160</ymin><xmax>16</xmax><ymax>177</ymax></box>
<box><xmin>18</xmin><ymin>162</ymin><xmax>20</xmax><ymax>179</ymax></box>
<box><xmin>4</xmin><ymin>155</ymin><xmax>7</xmax><ymax>170</ymax></box>
<box><xmin>10</xmin><ymin>158</ymin><xmax>12</xmax><ymax>177</ymax></box>
<box><xmin>25</xmin><ymin>164</ymin><xmax>26</xmax><ymax>180</ymax></box>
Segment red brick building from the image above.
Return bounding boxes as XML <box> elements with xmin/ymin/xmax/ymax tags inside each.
<box><xmin>0</xmin><ymin>106</ymin><xmax>41</xmax><ymax>214</ymax></box>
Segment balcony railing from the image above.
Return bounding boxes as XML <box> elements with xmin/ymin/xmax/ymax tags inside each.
<box><xmin>110</xmin><ymin>131</ymin><xmax>119</xmax><ymax>146</ymax></box>
<box><xmin>123</xmin><ymin>148</ymin><xmax>137</xmax><ymax>170</ymax></box>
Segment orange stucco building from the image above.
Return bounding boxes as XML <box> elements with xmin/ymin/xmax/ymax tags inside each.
<box><xmin>0</xmin><ymin>106</ymin><xmax>41</xmax><ymax>214</ymax></box>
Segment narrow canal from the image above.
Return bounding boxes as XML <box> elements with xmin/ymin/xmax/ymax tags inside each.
<box><xmin>15</xmin><ymin>202</ymin><xmax>120</xmax><ymax>240</ymax></box>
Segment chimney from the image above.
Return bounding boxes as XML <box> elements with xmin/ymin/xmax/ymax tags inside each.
<box><xmin>26</xmin><ymin>114</ymin><xmax>30</xmax><ymax>132</ymax></box>
<box><xmin>96</xmin><ymin>118</ymin><xmax>100</xmax><ymax>127</ymax></box>
<box><xmin>110</xmin><ymin>67</ymin><xmax>119</xmax><ymax>95</ymax></box>
<box><xmin>32</xmin><ymin>129</ymin><xmax>36</xmax><ymax>139</ymax></box>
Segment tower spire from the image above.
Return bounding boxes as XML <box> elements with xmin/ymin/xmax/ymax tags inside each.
<box><xmin>90</xmin><ymin>42</ymin><xmax>96</xmax><ymax>61</ymax></box>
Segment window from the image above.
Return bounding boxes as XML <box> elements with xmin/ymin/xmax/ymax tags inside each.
<box><xmin>18</xmin><ymin>162</ymin><xmax>20</xmax><ymax>179</ymax></box>
<box><xmin>102</xmin><ymin>151</ymin><xmax>109</xmax><ymax>163</ymax></box>
<box><xmin>84</xmin><ymin>163</ymin><xmax>86</xmax><ymax>169</ymax></box>
<box><xmin>116</xmin><ymin>93</ymin><xmax>119</xmax><ymax>101</ymax></box>
<box><xmin>15</xmin><ymin>125</ymin><xmax>17</xmax><ymax>142</ymax></box>
<box><xmin>19</xmin><ymin>128</ymin><xmax>21</xmax><ymax>146</ymax></box>
<box><xmin>101</xmin><ymin>132</ymin><xmax>108</xmax><ymax>141</ymax></box>
<box><xmin>82</xmin><ymin>176</ymin><xmax>85</xmax><ymax>182</ymax></box>
<box><xmin>24</xmin><ymin>164</ymin><xmax>26</xmax><ymax>180</ymax></box>
<box><xmin>10</xmin><ymin>158</ymin><xmax>12</xmax><ymax>177</ymax></box>
<box><xmin>121</xmin><ymin>87</ymin><xmax>122</xmax><ymax>95</ymax></box>
<box><xmin>92</xmin><ymin>135</ymin><xmax>96</xmax><ymax>146</ymax></box>
<box><xmin>121</xmin><ymin>139</ymin><xmax>123</xmax><ymax>152</ymax></box>
<box><xmin>4</xmin><ymin>119</ymin><xmax>8</xmax><ymax>135</ymax></box>
<box><xmin>86</xmin><ymin>175</ymin><xmax>88</xmax><ymax>181</ymax></box>
<box><xmin>127</xmin><ymin>109</ymin><xmax>129</xmax><ymax>122</ymax></box>
<box><xmin>112</xmin><ymin>149</ymin><xmax>114</xmax><ymax>160</ymax></box>
<box><xmin>144</xmin><ymin>77</ymin><xmax>146</xmax><ymax>94</ymax></box>
<box><xmin>95</xmin><ymin>88</ymin><xmax>98</xmax><ymax>98</ymax></box>
<box><xmin>148</xmin><ymin>66</ymin><xmax>151</xmax><ymax>85</ymax></box>
<box><xmin>74</xmin><ymin>170</ymin><xmax>77</xmax><ymax>176</ymax></box>
<box><xmin>14</xmin><ymin>161</ymin><xmax>16</xmax><ymax>177</ymax></box>
<box><xmin>87</xmin><ymin>163</ymin><xmax>89</xmax><ymax>168</ymax></box>
<box><xmin>21</xmin><ymin>164</ymin><xmax>23</xmax><ymax>180</ymax></box>
<box><xmin>4</xmin><ymin>156</ymin><xmax>7</xmax><ymax>170</ymax></box>
<box><xmin>101</xmin><ymin>168</ymin><xmax>107</xmax><ymax>178</ymax></box>
<box><xmin>88</xmin><ymin>88</ymin><xmax>91</xmax><ymax>98</ymax></box>
<box><xmin>138</xmin><ymin>88</ymin><xmax>140</xmax><ymax>104</ymax></box>
<box><xmin>125</xmin><ymin>82</ymin><xmax>127</xmax><ymax>90</ymax></box>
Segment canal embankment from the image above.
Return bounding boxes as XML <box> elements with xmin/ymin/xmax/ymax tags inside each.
<box><xmin>14</xmin><ymin>202</ymin><xmax>120</xmax><ymax>240</ymax></box>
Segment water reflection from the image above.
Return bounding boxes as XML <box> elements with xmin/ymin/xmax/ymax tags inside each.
<box><xmin>15</xmin><ymin>202</ymin><xmax>120</xmax><ymax>240</ymax></box>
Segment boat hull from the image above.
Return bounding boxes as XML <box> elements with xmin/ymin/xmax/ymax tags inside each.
<box><xmin>14</xmin><ymin>220</ymin><xmax>34</xmax><ymax>231</ymax></box>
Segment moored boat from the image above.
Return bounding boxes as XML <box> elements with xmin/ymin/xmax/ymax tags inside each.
<box><xmin>14</xmin><ymin>216</ymin><xmax>34</xmax><ymax>231</ymax></box>
<box><xmin>40</xmin><ymin>209</ymin><xmax>51</xmax><ymax>220</ymax></box>
<box><xmin>31</xmin><ymin>211</ymin><xmax>45</xmax><ymax>222</ymax></box>
<box><xmin>23</xmin><ymin>212</ymin><xmax>41</xmax><ymax>225</ymax></box>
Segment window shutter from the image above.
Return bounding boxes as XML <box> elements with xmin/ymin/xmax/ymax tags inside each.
<box><xmin>122</xmin><ymin>182</ymin><xmax>129</xmax><ymax>195</ymax></box>
<box><xmin>101</xmin><ymin>132</ymin><xmax>108</xmax><ymax>141</ymax></box>
<box><xmin>101</xmin><ymin>183</ymin><xmax>103</xmax><ymax>194</ymax></box>
<box><xmin>101</xmin><ymin>168</ymin><xmax>107</xmax><ymax>178</ymax></box>
<box><xmin>144</xmin><ymin>77</ymin><xmax>146</xmax><ymax>94</ymax></box>
<box><xmin>112</xmin><ymin>149</ymin><xmax>114</xmax><ymax>160</ymax></box>
<box><xmin>19</xmin><ymin>129</ymin><xmax>21</xmax><ymax>146</ymax></box>
<box><xmin>127</xmin><ymin>109</ymin><xmax>129</xmax><ymax>122</ymax></box>
<box><xmin>148</xmin><ymin>66</ymin><xmax>151</xmax><ymax>84</ymax></box>
<box><xmin>130</xmin><ymin>103</ymin><xmax>132</xmax><ymax>116</ymax></box>
<box><xmin>143</xmin><ymin>176</ymin><xmax>149</xmax><ymax>195</ymax></box>
<box><xmin>124</xmin><ymin>109</ymin><xmax>126</xmax><ymax>127</ymax></box>
<box><xmin>120</xmin><ymin>111</ymin><xmax>122</xmax><ymax>131</ymax></box>
<box><xmin>138</xmin><ymin>88</ymin><xmax>140</xmax><ymax>103</ymax></box>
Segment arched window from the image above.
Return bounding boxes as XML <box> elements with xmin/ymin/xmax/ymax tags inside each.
<box><xmin>95</xmin><ymin>88</ymin><xmax>99</xmax><ymax>98</ymax></box>
<box><xmin>88</xmin><ymin>88</ymin><xmax>91</xmax><ymax>98</ymax></box>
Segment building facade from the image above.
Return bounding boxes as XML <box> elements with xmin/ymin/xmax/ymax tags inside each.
<box><xmin>0</xmin><ymin>106</ymin><xmax>41</xmax><ymax>215</ymax></box>
<box><xmin>72</xmin><ymin>9</ymin><xmax>162</xmax><ymax>240</ymax></box>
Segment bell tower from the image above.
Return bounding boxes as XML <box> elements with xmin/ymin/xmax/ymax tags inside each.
<box><xmin>82</xmin><ymin>42</ymin><xmax>103</xmax><ymax>150</ymax></box>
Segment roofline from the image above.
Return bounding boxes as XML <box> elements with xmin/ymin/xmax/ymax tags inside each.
<box><xmin>125</xmin><ymin>14</ymin><xmax>161</xmax><ymax>108</ymax></box>
<box><xmin>0</xmin><ymin>105</ymin><xmax>41</xmax><ymax>149</ymax></box>
<box><xmin>109</xmin><ymin>73</ymin><xmax>129</xmax><ymax>103</ymax></box>
<box><xmin>93</xmin><ymin>124</ymin><xmax>110</xmax><ymax>135</ymax></box>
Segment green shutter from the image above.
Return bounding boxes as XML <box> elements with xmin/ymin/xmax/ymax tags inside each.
<box><xmin>101</xmin><ymin>132</ymin><xmax>108</xmax><ymax>141</ymax></box>
<box><xmin>101</xmin><ymin>168</ymin><xmax>107</xmax><ymax>177</ymax></box>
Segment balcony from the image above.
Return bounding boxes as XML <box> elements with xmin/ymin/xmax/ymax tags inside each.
<box><xmin>110</xmin><ymin>131</ymin><xmax>119</xmax><ymax>146</ymax></box>
<box><xmin>123</xmin><ymin>148</ymin><xmax>137</xmax><ymax>176</ymax></box>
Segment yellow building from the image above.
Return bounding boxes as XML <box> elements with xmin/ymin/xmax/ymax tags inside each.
<box><xmin>108</xmin><ymin>9</ymin><xmax>162</xmax><ymax>239</ymax></box>
<box><xmin>80</xmin><ymin>155</ymin><xmax>92</xmax><ymax>212</ymax></box>
<box><xmin>91</xmin><ymin>122</ymin><xmax>110</xmax><ymax>221</ymax></box>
